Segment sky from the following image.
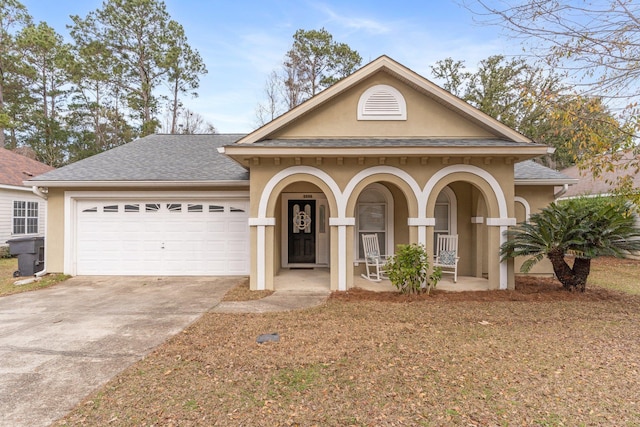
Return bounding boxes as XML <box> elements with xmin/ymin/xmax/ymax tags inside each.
<box><xmin>20</xmin><ymin>0</ymin><xmax>515</xmax><ymax>133</ymax></box>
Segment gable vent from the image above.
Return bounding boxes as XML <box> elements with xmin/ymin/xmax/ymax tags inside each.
<box><xmin>358</xmin><ymin>84</ymin><xmax>407</xmax><ymax>121</ymax></box>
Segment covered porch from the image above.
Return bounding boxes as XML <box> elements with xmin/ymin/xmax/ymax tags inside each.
<box><xmin>274</xmin><ymin>268</ymin><xmax>490</xmax><ymax>292</ymax></box>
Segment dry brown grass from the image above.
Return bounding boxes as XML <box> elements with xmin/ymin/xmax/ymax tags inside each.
<box><xmin>55</xmin><ymin>257</ymin><xmax>640</xmax><ymax>427</ymax></box>
<box><xmin>589</xmin><ymin>256</ymin><xmax>640</xmax><ymax>295</ymax></box>
<box><xmin>0</xmin><ymin>257</ymin><xmax>69</xmax><ymax>297</ymax></box>
<box><xmin>222</xmin><ymin>278</ymin><xmax>274</xmax><ymax>301</ymax></box>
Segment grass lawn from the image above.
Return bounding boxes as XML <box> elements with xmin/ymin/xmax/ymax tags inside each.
<box><xmin>589</xmin><ymin>256</ymin><xmax>640</xmax><ymax>295</ymax></box>
<box><xmin>0</xmin><ymin>257</ymin><xmax>69</xmax><ymax>296</ymax></box>
<box><xmin>53</xmin><ymin>257</ymin><xmax>640</xmax><ymax>427</ymax></box>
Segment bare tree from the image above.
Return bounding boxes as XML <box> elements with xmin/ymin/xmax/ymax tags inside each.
<box><xmin>466</xmin><ymin>0</ymin><xmax>640</xmax><ymax>198</ymax></box>
<box><xmin>160</xmin><ymin>106</ymin><xmax>215</xmax><ymax>134</ymax></box>
<box><xmin>255</xmin><ymin>70</ymin><xmax>284</xmax><ymax>127</ymax></box>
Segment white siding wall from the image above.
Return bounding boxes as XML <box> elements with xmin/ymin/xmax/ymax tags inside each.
<box><xmin>0</xmin><ymin>188</ymin><xmax>47</xmax><ymax>247</ymax></box>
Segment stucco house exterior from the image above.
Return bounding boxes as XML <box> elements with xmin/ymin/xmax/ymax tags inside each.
<box><xmin>28</xmin><ymin>56</ymin><xmax>575</xmax><ymax>290</ymax></box>
<box><xmin>0</xmin><ymin>148</ymin><xmax>54</xmax><ymax>250</ymax></box>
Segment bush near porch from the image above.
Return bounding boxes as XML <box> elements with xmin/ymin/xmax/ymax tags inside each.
<box><xmin>55</xmin><ymin>257</ymin><xmax>640</xmax><ymax>427</ymax></box>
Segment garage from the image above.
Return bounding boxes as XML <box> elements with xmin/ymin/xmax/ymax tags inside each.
<box><xmin>75</xmin><ymin>199</ymin><xmax>250</xmax><ymax>275</ymax></box>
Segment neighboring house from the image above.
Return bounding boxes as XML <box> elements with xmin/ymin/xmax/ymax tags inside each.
<box><xmin>559</xmin><ymin>151</ymin><xmax>640</xmax><ymax>240</ymax></box>
<box><xmin>559</xmin><ymin>151</ymin><xmax>640</xmax><ymax>199</ymax></box>
<box><xmin>28</xmin><ymin>56</ymin><xmax>575</xmax><ymax>291</ymax></box>
<box><xmin>0</xmin><ymin>148</ymin><xmax>54</xmax><ymax>249</ymax></box>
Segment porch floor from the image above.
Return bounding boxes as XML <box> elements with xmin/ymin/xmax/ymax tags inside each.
<box><xmin>274</xmin><ymin>268</ymin><xmax>490</xmax><ymax>292</ymax></box>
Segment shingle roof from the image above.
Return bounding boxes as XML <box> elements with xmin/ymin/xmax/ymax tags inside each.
<box><xmin>0</xmin><ymin>147</ymin><xmax>54</xmax><ymax>187</ymax></box>
<box><xmin>514</xmin><ymin>160</ymin><xmax>574</xmax><ymax>181</ymax></box>
<box><xmin>250</xmin><ymin>139</ymin><xmax>545</xmax><ymax>148</ymax></box>
<box><xmin>30</xmin><ymin>134</ymin><xmax>248</xmax><ymax>183</ymax></box>
<box><xmin>560</xmin><ymin>151</ymin><xmax>640</xmax><ymax>197</ymax></box>
<box><xmin>28</xmin><ymin>134</ymin><xmax>569</xmax><ymax>185</ymax></box>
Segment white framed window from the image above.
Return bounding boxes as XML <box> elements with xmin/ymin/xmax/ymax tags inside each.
<box><xmin>434</xmin><ymin>187</ymin><xmax>457</xmax><ymax>247</ymax></box>
<box><xmin>355</xmin><ymin>184</ymin><xmax>394</xmax><ymax>259</ymax></box>
<box><xmin>13</xmin><ymin>201</ymin><xmax>39</xmax><ymax>235</ymax></box>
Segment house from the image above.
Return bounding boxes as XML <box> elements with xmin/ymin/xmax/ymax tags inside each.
<box><xmin>559</xmin><ymin>151</ymin><xmax>640</xmax><ymax>235</ymax></box>
<box><xmin>27</xmin><ymin>56</ymin><xmax>575</xmax><ymax>291</ymax></box>
<box><xmin>559</xmin><ymin>151</ymin><xmax>640</xmax><ymax>199</ymax></box>
<box><xmin>0</xmin><ymin>148</ymin><xmax>54</xmax><ymax>251</ymax></box>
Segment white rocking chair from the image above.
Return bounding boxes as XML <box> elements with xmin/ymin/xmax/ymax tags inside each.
<box><xmin>433</xmin><ymin>234</ymin><xmax>459</xmax><ymax>283</ymax></box>
<box><xmin>360</xmin><ymin>234</ymin><xmax>389</xmax><ymax>282</ymax></box>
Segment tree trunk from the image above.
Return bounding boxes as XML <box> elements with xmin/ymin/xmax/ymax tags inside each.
<box><xmin>547</xmin><ymin>249</ymin><xmax>591</xmax><ymax>292</ymax></box>
<box><xmin>170</xmin><ymin>78</ymin><xmax>179</xmax><ymax>134</ymax></box>
<box><xmin>572</xmin><ymin>257</ymin><xmax>591</xmax><ymax>292</ymax></box>
<box><xmin>0</xmin><ymin>75</ymin><xmax>5</xmax><ymax>147</ymax></box>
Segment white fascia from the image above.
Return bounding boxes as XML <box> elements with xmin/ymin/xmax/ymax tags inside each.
<box><xmin>515</xmin><ymin>179</ymin><xmax>578</xmax><ymax>186</ymax></box>
<box><xmin>223</xmin><ymin>146</ymin><xmax>550</xmax><ymax>157</ymax></box>
<box><xmin>26</xmin><ymin>180</ymin><xmax>250</xmax><ymax>188</ymax></box>
<box><xmin>0</xmin><ymin>183</ymin><xmax>32</xmax><ymax>192</ymax></box>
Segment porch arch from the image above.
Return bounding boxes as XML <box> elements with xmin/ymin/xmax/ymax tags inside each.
<box><xmin>514</xmin><ymin>196</ymin><xmax>531</xmax><ymax>221</ymax></box>
<box><xmin>423</xmin><ymin>164</ymin><xmax>508</xmax><ymax>219</ymax></box>
<box><xmin>422</xmin><ymin>164</ymin><xmax>514</xmax><ymax>290</ymax></box>
<box><xmin>344</xmin><ymin>166</ymin><xmax>420</xmax><ymax>218</ymax></box>
<box><xmin>258</xmin><ymin>166</ymin><xmax>341</xmax><ymax>218</ymax></box>
<box><xmin>252</xmin><ymin>166</ymin><xmax>342</xmax><ymax>291</ymax></box>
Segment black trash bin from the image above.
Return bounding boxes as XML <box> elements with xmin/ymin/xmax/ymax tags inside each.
<box><xmin>6</xmin><ymin>236</ymin><xmax>45</xmax><ymax>277</ymax></box>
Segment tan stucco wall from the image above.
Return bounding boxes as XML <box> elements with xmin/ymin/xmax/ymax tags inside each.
<box><xmin>272</xmin><ymin>72</ymin><xmax>496</xmax><ymax>139</ymax></box>
<box><xmin>248</xmin><ymin>155</ymin><xmax>516</xmax><ymax>290</ymax></box>
<box><xmin>44</xmin><ymin>185</ymin><xmax>250</xmax><ymax>274</ymax></box>
<box><xmin>514</xmin><ymin>185</ymin><xmax>557</xmax><ymax>276</ymax></box>
<box><xmin>45</xmin><ymin>188</ymin><xmax>65</xmax><ymax>273</ymax></box>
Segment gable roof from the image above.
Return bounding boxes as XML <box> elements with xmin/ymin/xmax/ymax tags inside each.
<box><xmin>0</xmin><ymin>147</ymin><xmax>54</xmax><ymax>189</ymax></box>
<box><xmin>237</xmin><ymin>55</ymin><xmax>533</xmax><ymax>145</ymax></box>
<box><xmin>29</xmin><ymin>134</ymin><xmax>248</xmax><ymax>187</ymax></box>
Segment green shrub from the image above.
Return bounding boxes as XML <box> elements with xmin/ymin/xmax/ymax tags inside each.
<box><xmin>385</xmin><ymin>243</ymin><xmax>441</xmax><ymax>294</ymax></box>
<box><xmin>0</xmin><ymin>246</ymin><xmax>11</xmax><ymax>259</ymax></box>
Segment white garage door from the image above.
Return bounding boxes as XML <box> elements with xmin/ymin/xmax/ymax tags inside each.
<box><xmin>76</xmin><ymin>199</ymin><xmax>250</xmax><ymax>275</ymax></box>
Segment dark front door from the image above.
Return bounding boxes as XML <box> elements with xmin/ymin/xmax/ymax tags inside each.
<box><xmin>288</xmin><ymin>200</ymin><xmax>316</xmax><ymax>264</ymax></box>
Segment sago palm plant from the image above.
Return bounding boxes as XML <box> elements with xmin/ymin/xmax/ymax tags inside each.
<box><xmin>501</xmin><ymin>197</ymin><xmax>640</xmax><ymax>292</ymax></box>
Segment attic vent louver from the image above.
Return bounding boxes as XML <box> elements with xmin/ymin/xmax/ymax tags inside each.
<box><xmin>357</xmin><ymin>84</ymin><xmax>407</xmax><ymax>121</ymax></box>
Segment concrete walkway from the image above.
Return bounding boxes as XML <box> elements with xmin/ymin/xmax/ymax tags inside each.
<box><xmin>213</xmin><ymin>289</ymin><xmax>330</xmax><ymax>313</ymax></box>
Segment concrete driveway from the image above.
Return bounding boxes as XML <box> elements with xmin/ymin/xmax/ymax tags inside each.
<box><xmin>0</xmin><ymin>276</ymin><xmax>240</xmax><ymax>427</ymax></box>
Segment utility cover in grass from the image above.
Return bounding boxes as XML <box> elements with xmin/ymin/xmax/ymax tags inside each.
<box><xmin>256</xmin><ymin>333</ymin><xmax>279</xmax><ymax>344</ymax></box>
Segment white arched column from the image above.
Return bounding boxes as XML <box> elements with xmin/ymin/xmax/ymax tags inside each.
<box><xmin>423</xmin><ymin>164</ymin><xmax>515</xmax><ymax>290</ymax></box>
<box><xmin>514</xmin><ymin>196</ymin><xmax>531</xmax><ymax>222</ymax></box>
<box><xmin>251</xmin><ymin>166</ymin><xmax>343</xmax><ymax>290</ymax></box>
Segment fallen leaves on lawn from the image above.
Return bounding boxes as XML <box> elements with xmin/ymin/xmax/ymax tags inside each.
<box><xmin>56</xmin><ymin>260</ymin><xmax>640</xmax><ymax>427</ymax></box>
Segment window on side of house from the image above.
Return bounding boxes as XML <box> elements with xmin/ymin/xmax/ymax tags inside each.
<box><xmin>356</xmin><ymin>185</ymin><xmax>392</xmax><ymax>260</ymax></box>
<box><xmin>434</xmin><ymin>191</ymin><xmax>450</xmax><ymax>247</ymax></box>
<box><xmin>13</xmin><ymin>201</ymin><xmax>39</xmax><ymax>235</ymax></box>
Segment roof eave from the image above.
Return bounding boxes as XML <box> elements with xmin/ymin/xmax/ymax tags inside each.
<box><xmin>0</xmin><ymin>183</ymin><xmax>32</xmax><ymax>192</ymax></box>
<box><xmin>224</xmin><ymin>146</ymin><xmax>549</xmax><ymax>155</ymax></box>
<box><xmin>515</xmin><ymin>178</ymin><xmax>579</xmax><ymax>186</ymax></box>
<box><xmin>25</xmin><ymin>180</ymin><xmax>250</xmax><ymax>188</ymax></box>
<box><xmin>224</xmin><ymin>145</ymin><xmax>549</xmax><ymax>158</ymax></box>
